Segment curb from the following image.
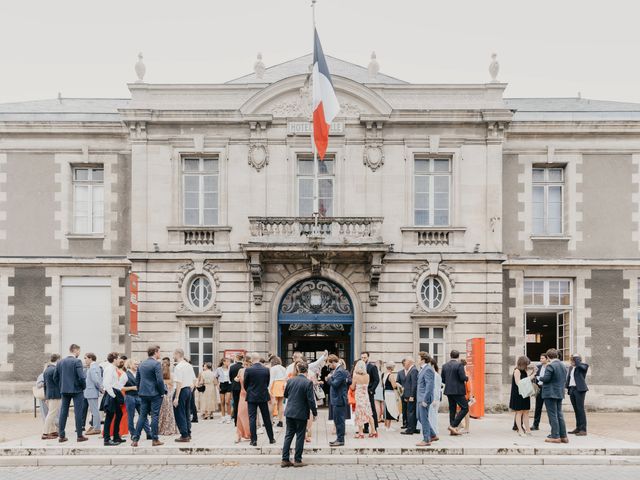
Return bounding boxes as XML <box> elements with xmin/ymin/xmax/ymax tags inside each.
<box><xmin>1</xmin><ymin>455</ymin><xmax>640</xmax><ymax>467</ymax></box>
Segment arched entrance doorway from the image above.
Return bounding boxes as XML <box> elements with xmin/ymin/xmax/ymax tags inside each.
<box><xmin>278</xmin><ymin>278</ymin><xmax>354</xmax><ymax>367</ymax></box>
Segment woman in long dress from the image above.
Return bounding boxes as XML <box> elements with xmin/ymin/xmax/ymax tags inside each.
<box><xmin>382</xmin><ymin>361</ymin><xmax>399</xmax><ymax>431</ymax></box>
<box><xmin>198</xmin><ymin>363</ymin><xmax>217</xmax><ymax>420</ymax></box>
<box><xmin>235</xmin><ymin>359</ymin><xmax>251</xmax><ymax>443</ymax></box>
<box><xmin>428</xmin><ymin>358</ymin><xmax>442</xmax><ymax>437</ymax></box>
<box><xmin>351</xmin><ymin>360</ymin><xmax>378</xmax><ymax>439</ymax></box>
<box><xmin>158</xmin><ymin>362</ymin><xmax>177</xmax><ymax>436</ymax></box>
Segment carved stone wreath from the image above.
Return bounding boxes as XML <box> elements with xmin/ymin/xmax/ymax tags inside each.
<box><xmin>364</xmin><ymin>144</ymin><xmax>384</xmax><ymax>171</ymax></box>
<box><xmin>248</xmin><ymin>144</ymin><xmax>269</xmax><ymax>171</ymax></box>
<box><xmin>411</xmin><ymin>261</ymin><xmax>456</xmax><ymax>315</ymax></box>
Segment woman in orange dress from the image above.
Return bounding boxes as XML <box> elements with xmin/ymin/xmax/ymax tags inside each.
<box><xmin>235</xmin><ymin>358</ymin><xmax>251</xmax><ymax>443</ymax></box>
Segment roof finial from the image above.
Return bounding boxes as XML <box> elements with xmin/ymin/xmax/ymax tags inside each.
<box><xmin>489</xmin><ymin>53</ymin><xmax>499</xmax><ymax>83</ymax></box>
<box><xmin>254</xmin><ymin>52</ymin><xmax>266</xmax><ymax>80</ymax></box>
<box><xmin>135</xmin><ymin>52</ymin><xmax>146</xmax><ymax>83</ymax></box>
<box><xmin>577</xmin><ymin>91</ymin><xmax>582</xmax><ymax>99</ymax></box>
<box><xmin>57</xmin><ymin>92</ymin><xmax>62</xmax><ymax>104</ymax></box>
<box><xmin>368</xmin><ymin>51</ymin><xmax>380</xmax><ymax>81</ymax></box>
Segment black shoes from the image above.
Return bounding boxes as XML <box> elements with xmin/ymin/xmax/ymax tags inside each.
<box><xmin>249</xmin><ymin>441</ymin><xmax>258</xmax><ymax>447</ymax></box>
<box><xmin>329</xmin><ymin>441</ymin><xmax>344</xmax><ymax>447</ymax></box>
<box><xmin>269</xmin><ymin>438</ymin><xmax>277</xmax><ymax>444</ymax></box>
<box><xmin>103</xmin><ymin>440</ymin><xmax>119</xmax><ymax>446</ymax></box>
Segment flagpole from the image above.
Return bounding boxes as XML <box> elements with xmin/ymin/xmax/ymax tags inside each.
<box><xmin>311</xmin><ymin>0</ymin><xmax>319</xmax><ymax>234</ymax></box>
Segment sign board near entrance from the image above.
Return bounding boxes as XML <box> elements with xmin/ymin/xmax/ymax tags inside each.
<box><xmin>129</xmin><ymin>273</ymin><xmax>139</xmax><ymax>336</ymax></box>
<box><xmin>465</xmin><ymin>337</ymin><xmax>485</xmax><ymax>418</ymax></box>
<box><xmin>287</xmin><ymin>121</ymin><xmax>345</xmax><ymax>136</ymax></box>
<box><xmin>224</xmin><ymin>349</ymin><xmax>246</xmax><ymax>360</ymax></box>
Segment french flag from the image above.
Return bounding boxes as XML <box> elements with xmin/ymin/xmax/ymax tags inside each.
<box><xmin>312</xmin><ymin>28</ymin><xmax>340</xmax><ymax>160</ymax></box>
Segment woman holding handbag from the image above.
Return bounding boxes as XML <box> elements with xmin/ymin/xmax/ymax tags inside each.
<box><xmin>509</xmin><ymin>355</ymin><xmax>536</xmax><ymax>436</ymax></box>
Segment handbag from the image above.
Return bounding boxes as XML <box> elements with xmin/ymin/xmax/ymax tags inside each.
<box><xmin>196</xmin><ymin>384</ymin><xmax>206</xmax><ymax>393</ymax></box>
<box><xmin>33</xmin><ymin>386</ymin><xmax>45</xmax><ymax>401</ymax></box>
<box><xmin>313</xmin><ymin>383</ymin><xmax>325</xmax><ymax>400</ymax></box>
<box><xmin>517</xmin><ymin>376</ymin><xmax>534</xmax><ymax>398</ymax></box>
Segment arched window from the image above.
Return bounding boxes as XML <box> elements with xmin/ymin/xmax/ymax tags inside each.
<box><xmin>189</xmin><ymin>276</ymin><xmax>212</xmax><ymax>309</ymax></box>
<box><xmin>420</xmin><ymin>276</ymin><xmax>444</xmax><ymax>310</ymax></box>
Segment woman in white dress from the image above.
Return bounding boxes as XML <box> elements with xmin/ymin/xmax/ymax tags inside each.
<box><xmin>382</xmin><ymin>361</ymin><xmax>399</xmax><ymax>431</ymax></box>
<box><xmin>428</xmin><ymin>358</ymin><xmax>442</xmax><ymax>437</ymax></box>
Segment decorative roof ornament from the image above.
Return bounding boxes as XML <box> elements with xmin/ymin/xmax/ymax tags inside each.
<box><xmin>254</xmin><ymin>52</ymin><xmax>266</xmax><ymax>80</ymax></box>
<box><xmin>135</xmin><ymin>52</ymin><xmax>146</xmax><ymax>83</ymax></box>
<box><xmin>368</xmin><ymin>51</ymin><xmax>380</xmax><ymax>81</ymax></box>
<box><xmin>489</xmin><ymin>53</ymin><xmax>499</xmax><ymax>83</ymax></box>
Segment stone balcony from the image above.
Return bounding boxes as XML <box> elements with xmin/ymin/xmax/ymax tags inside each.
<box><xmin>400</xmin><ymin>226</ymin><xmax>467</xmax><ymax>251</ymax></box>
<box><xmin>248</xmin><ymin>216</ymin><xmax>384</xmax><ymax>245</ymax></box>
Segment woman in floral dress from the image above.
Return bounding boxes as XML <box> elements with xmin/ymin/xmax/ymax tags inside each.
<box><xmin>350</xmin><ymin>360</ymin><xmax>378</xmax><ymax>438</ymax></box>
<box><xmin>158</xmin><ymin>362</ymin><xmax>177</xmax><ymax>436</ymax></box>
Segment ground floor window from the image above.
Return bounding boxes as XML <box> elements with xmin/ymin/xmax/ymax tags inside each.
<box><xmin>418</xmin><ymin>326</ymin><xmax>446</xmax><ymax>366</ymax></box>
<box><xmin>187</xmin><ymin>326</ymin><xmax>214</xmax><ymax>375</ymax></box>
<box><xmin>61</xmin><ymin>277</ymin><xmax>111</xmax><ymax>363</ymax></box>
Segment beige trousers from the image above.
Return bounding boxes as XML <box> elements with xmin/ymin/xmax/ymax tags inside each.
<box><xmin>43</xmin><ymin>398</ymin><xmax>61</xmax><ymax>434</ymax></box>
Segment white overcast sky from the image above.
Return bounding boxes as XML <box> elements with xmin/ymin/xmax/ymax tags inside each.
<box><xmin>1</xmin><ymin>0</ymin><xmax>639</xmax><ymax>104</ymax></box>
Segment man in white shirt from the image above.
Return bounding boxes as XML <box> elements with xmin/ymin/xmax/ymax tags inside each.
<box><xmin>102</xmin><ymin>352</ymin><xmax>127</xmax><ymax>446</ymax></box>
<box><xmin>286</xmin><ymin>350</ymin><xmax>328</xmax><ymax>376</ymax></box>
<box><xmin>172</xmin><ymin>348</ymin><xmax>196</xmax><ymax>442</ymax></box>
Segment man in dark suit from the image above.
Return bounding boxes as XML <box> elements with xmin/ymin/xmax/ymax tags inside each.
<box><xmin>396</xmin><ymin>358</ymin><xmax>408</xmax><ymax>429</ymax></box>
<box><xmin>400</xmin><ymin>357</ymin><xmax>419</xmax><ymax>435</ymax></box>
<box><xmin>327</xmin><ymin>354</ymin><xmax>350</xmax><ymax>446</ymax></box>
<box><xmin>567</xmin><ymin>354</ymin><xmax>589</xmax><ymax>436</ymax></box>
<box><xmin>132</xmin><ymin>345</ymin><xmax>166</xmax><ymax>447</ymax></box>
<box><xmin>54</xmin><ymin>344</ymin><xmax>87</xmax><ymax>443</ymax></box>
<box><xmin>440</xmin><ymin>349</ymin><xmax>468</xmax><ymax>435</ymax></box>
<box><xmin>360</xmin><ymin>352</ymin><xmax>379</xmax><ymax>433</ymax></box>
<box><xmin>229</xmin><ymin>353</ymin><xmax>244</xmax><ymax>426</ymax></box>
<box><xmin>281</xmin><ymin>362</ymin><xmax>317</xmax><ymax>468</ymax></box>
<box><xmin>540</xmin><ymin>348</ymin><xmax>568</xmax><ymax>443</ymax></box>
<box><xmin>243</xmin><ymin>352</ymin><xmax>276</xmax><ymax>446</ymax></box>
<box><xmin>531</xmin><ymin>353</ymin><xmax>549</xmax><ymax>430</ymax></box>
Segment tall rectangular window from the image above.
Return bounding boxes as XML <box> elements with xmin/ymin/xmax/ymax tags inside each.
<box><xmin>73</xmin><ymin>166</ymin><xmax>104</xmax><ymax>234</ymax></box>
<box><xmin>183</xmin><ymin>157</ymin><xmax>218</xmax><ymax>226</ymax></box>
<box><xmin>414</xmin><ymin>158</ymin><xmax>450</xmax><ymax>226</ymax></box>
<box><xmin>187</xmin><ymin>326</ymin><xmax>213</xmax><ymax>375</ymax></box>
<box><xmin>532</xmin><ymin>167</ymin><xmax>563</xmax><ymax>235</ymax></box>
<box><xmin>418</xmin><ymin>326</ymin><xmax>446</xmax><ymax>366</ymax></box>
<box><xmin>297</xmin><ymin>156</ymin><xmax>333</xmax><ymax>217</ymax></box>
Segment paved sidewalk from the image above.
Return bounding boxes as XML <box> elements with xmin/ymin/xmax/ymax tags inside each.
<box><xmin>2</xmin><ymin>464</ymin><xmax>640</xmax><ymax>480</ymax></box>
<box><xmin>1</xmin><ymin>409</ymin><xmax>639</xmax><ymax>460</ymax></box>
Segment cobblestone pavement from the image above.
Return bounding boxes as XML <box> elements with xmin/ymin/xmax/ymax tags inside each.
<box><xmin>1</xmin><ymin>465</ymin><xmax>640</xmax><ymax>480</ymax></box>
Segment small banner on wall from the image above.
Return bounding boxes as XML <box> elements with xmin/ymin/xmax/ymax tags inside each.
<box><xmin>129</xmin><ymin>273</ymin><xmax>139</xmax><ymax>336</ymax></box>
<box><xmin>466</xmin><ymin>337</ymin><xmax>486</xmax><ymax>418</ymax></box>
<box><xmin>224</xmin><ymin>349</ymin><xmax>246</xmax><ymax>360</ymax></box>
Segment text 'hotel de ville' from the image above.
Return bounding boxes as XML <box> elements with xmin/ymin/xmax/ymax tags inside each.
<box><xmin>1</xmin><ymin>51</ymin><xmax>639</xmax><ymax>410</ymax></box>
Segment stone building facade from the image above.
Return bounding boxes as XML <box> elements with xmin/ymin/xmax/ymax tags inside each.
<box><xmin>0</xmin><ymin>54</ymin><xmax>638</xmax><ymax>411</ymax></box>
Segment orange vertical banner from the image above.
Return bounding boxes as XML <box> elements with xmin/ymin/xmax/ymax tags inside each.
<box><xmin>129</xmin><ymin>273</ymin><xmax>139</xmax><ymax>336</ymax></box>
<box><xmin>466</xmin><ymin>337</ymin><xmax>485</xmax><ymax>418</ymax></box>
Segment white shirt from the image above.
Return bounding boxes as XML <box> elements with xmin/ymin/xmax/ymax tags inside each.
<box><xmin>286</xmin><ymin>353</ymin><xmax>327</xmax><ymax>376</ymax></box>
<box><xmin>215</xmin><ymin>366</ymin><xmax>230</xmax><ymax>383</ymax></box>
<box><xmin>569</xmin><ymin>366</ymin><xmax>576</xmax><ymax>387</ymax></box>
<box><xmin>173</xmin><ymin>360</ymin><xmax>196</xmax><ymax>391</ymax></box>
<box><xmin>102</xmin><ymin>364</ymin><xmax>126</xmax><ymax>398</ymax></box>
<box><xmin>269</xmin><ymin>364</ymin><xmax>287</xmax><ymax>389</ymax></box>
<box><xmin>537</xmin><ymin>364</ymin><xmax>547</xmax><ymax>386</ymax></box>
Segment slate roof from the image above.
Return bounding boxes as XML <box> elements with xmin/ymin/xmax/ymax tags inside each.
<box><xmin>505</xmin><ymin>97</ymin><xmax>640</xmax><ymax>121</ymax></box>
<box><xmin>226</xmin><ymin>53</ymin><xmax>408</xmax><ymax>85</ymax></box>
<box><xmin>0</xmin><ymin>98</ymin><xmax>130</xmax><ymax>122</ymax></box>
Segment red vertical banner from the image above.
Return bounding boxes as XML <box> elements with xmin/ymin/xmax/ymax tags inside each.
<box><xmin>466</xmin><ymin>337</ymin><xmax>485</xmax><ymax>418</ymax></box>
<box><xmin>129</xmin><ymin>273</ymin><xmax>139</xmax><ymax>336</ymax></box>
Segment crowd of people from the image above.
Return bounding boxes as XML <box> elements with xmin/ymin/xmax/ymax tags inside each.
<box><xmin>34</xmin><ymin>343</ymin><xmax>590</xmax><ymax>467</ymax></box>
